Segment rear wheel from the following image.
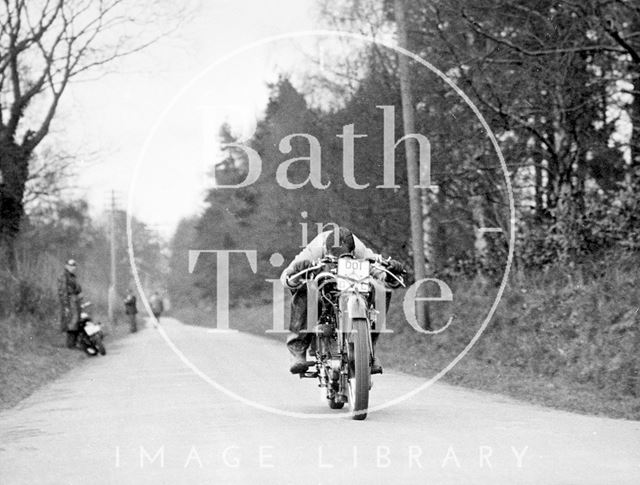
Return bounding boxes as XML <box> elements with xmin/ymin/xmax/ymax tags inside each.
<box><xmin>327</xmin><ymin>367</ymin><xmax>344</xmax><ymax>409</ymax></box>
<box><xmin>348</xmin><ymin>318</ymin><xmax>371</xmax><ymax>420</ymax></box>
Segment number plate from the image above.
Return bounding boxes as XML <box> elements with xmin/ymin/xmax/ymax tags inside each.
<box><xmin>337</xmin><ymin>259</ymin><xmax>370</xmax><ymax>292</ymax></box>
<box><xmin>84</xmin><ymin>322</ymin><xmax>101</xmax><ymax>336</ymax></box>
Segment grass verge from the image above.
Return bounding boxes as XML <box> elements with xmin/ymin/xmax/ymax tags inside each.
<box><xmin>0</xmin><ymin>312</ymin><xmax>130</xmax><ymax>410</ymax></box>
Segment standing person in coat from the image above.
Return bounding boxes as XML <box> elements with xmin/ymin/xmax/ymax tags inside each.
<box><xmin>124</xmin><ymin>289</ymin><xmax>138</xmax><ymax>333</ymax></box>
<box><xmin>58</xmin><ymin>259</ymin><xmax>82</xmax><ymax>349</ymax></box>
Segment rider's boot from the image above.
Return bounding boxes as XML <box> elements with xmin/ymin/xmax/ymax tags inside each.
<box><xmin>287</xmin><ymin>332</ymin><xmax>312</xmax><ymax>374</ymax></box>
<box><xmin>371</xmin><ymin>357</ymin><xmax>383</xmax><ymax>375</ymax></box>
<box><xmin>289</xmin><ymin>352</ymin><xmax>310</xmax><ymax>374</ymax></box>
<box><xmin>370</xmin><ymin>334</ymin><xmax>382</xmax><ymax>374</ymax></box>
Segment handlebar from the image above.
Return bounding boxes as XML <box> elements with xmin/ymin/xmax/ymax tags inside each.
<box><xmin>288</xmin><ymin>256</ymin><xmax>406</xmax><ymax>288</ymax></box>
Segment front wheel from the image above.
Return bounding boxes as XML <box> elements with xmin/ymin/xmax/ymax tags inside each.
<box><xmin>96</xmin><ymin>341</ymin><xmax>106</xmax><ymax>356</ymax></box>
<box><xmin>93</xmin><ymin>336</ymin><xmax>106</xmax><ymax>355</ymax></box>
<box><xmin>348</xmin><ymin>318</ymin><xmax>371</xmax><ymax>420</ymax></box>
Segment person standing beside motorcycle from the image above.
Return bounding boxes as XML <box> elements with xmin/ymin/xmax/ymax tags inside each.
<box><xmin>58</xmin><ymin>259</ymin><xmax>82</xmax><ymax>349</ymax></box>
<box><xmin>280</xmin><ymin>226</ymin><xmax>405</xmax><ymax>374</ymax></box>
<box><xmin>124</xmin><ymin>289</ymin><xmax>138</xmax><ymax>333</ymax></box>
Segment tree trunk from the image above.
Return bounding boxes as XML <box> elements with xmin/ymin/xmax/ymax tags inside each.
<box><xmin>0</xmin><ymin>138</ymin><xmax>30</xmax><ymax>271</ymax></box>
<box><xmin>533</xmin><ymin>147</ymin><xmax>544</xmax><ymax>219</ymax></box>
<box><xmin>395</xmin><ymin>0</ymin><xmax>430</xmax><ymax>329</ymax></box>
<box><xmin>629</xmin><ymin>65</ymin><xmax>640</xmax><ymax>182</ymax></box>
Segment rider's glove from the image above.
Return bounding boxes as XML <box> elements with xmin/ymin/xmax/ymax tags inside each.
<box><xmin>387</xmin><ymin>259</ymin><xmax>404</xmax><ymax>275</ymax></box>
<box><xmin>287</xmin><ymin>259</ymin><xmax>313</xmax><ymax>288</ymax></box>
<box><xmin>385</xmin><ymin>259</ymin><xmax>405</xmax><ymax>288</ymax></box>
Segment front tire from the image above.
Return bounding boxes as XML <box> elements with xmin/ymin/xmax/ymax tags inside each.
<box><xmin>348</xmin><ymin>318</ymin><xmax>371</xmax><ymax>420</ymax></box>
<box><xmin>93</xmin><ymin>336</ymin><xmax>106</xmax><ymax>355</ymax></box>
<box><xmin>96</xmin><ymin>342</ymin><xmax>106</xmax><ymax>355</ymax></box>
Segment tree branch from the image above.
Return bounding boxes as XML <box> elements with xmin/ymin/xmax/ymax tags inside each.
<box><xmin>603</xmin><ymin>22</ymin><xmax>640</xmax><ymax>64</ymax></box>
<box><xmin>461</xmin><ymin>9</ymin><xmax>627</xmax><ymax>57</ymax></box>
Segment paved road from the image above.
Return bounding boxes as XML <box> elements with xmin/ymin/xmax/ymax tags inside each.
<box><xmin>1</xmin><ymin>317</ymin><xmax>639</xmax><ymax>484</ymax></box>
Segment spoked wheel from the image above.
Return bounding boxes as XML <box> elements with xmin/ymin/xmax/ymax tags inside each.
<box><xmin>326</xmin><ymin>367</ymin><xmax>345</xmax><ymax>409</ymax></box>
<box><xmin>93</xmin><ymin>336</ymin><xmax>106</xmax><ymax>355</ymax></box>
<box><xmin>95</xmin><ymin>340</ymin><xmax>106</xmax><ymax>356</ymax></box>
<box><xmin>347</xmin><ymin>318</ymin><xmax>371</xmax><ymax>420</ymax></box>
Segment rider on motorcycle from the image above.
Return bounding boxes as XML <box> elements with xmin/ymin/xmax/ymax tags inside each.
<box><xmin>280</xmin><ymin>226</ymin><xmax>404</xmax><ymax>374</ymax></box>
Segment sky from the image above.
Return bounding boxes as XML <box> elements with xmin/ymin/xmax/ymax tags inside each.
<box><xmin>57</xmin><ymin>0</ymin><xmax>324</xmax><ymax>238</ymax></box>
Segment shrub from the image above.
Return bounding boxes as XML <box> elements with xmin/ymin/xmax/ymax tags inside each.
<box><xmin>0</xmin><ymin>253</ymin><xmax>60</xmax><ymax>320</ymax></box>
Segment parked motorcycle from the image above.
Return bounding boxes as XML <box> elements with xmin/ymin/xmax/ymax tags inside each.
<box><xmin>77</xmin><ymin>301</ymin><xmax>106</xmax><ymax>356</ymax></box>
<box><xmin>294</xmin><ymin>255</ymin><xmax>405</xmax><ymax>420</ymax></box>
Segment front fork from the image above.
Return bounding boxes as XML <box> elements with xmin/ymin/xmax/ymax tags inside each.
<box><xmin>308</xmin><ymin>287</ymin><xmax>378</xmax><ymax>401</ymax></box>
<box><xmin>339</xmin><ymin>292</ymin><xmax>375</xmax><ymax>364</ymax></box>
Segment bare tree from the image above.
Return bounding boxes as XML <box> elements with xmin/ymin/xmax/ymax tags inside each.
<box><xmin>0</xmin><ymin>0</ymin><xmax>178</xmax><ymax>269</ymax></box>
<box><xmin>23</xmin><ymin>147</ymin><xmax>75</xmax><ymax>207</ymax></box>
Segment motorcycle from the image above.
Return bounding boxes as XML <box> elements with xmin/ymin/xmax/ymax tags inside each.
<box><xmin>294</xmin><ymin>255</ymin><xmax>405</xmax><ymax>420</ymax></box>
<box><xmin>77</xmin><ymin>301</ymin><xmax>106</xmax><ymax>356</ymax></box>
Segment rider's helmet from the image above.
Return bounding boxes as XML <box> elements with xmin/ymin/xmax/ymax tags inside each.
<box><xmin>324</xmin><ymin>227</ymin><xmax>355</xmax><ymax>258</ymax></box>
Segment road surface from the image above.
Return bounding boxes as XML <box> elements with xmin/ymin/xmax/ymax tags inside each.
<box><xmin>1</xmin><ymin>317</ymin><xmax>639</xmax><ymax>484</ymax></box>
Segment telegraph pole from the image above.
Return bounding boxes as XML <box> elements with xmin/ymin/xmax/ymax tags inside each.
<box><xmin>108</xmin><ymin>190</ymin><xmax>118</xmax><ymax>325</ymax></box>
<box><xmin>394</xmin><ymin>0</ymin><xmax>430</xmax><ymax>328</ymax></box>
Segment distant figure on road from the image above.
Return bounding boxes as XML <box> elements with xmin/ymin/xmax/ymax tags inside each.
<box><xmin>57</xmin><ymin>259</ymin><xmax>82</xmax><ymax>349</ymax></box>
<box><xmin>123</xmin><ymin>289</ymin><xmax>138</xmax><ymax>333</ymax></box>
<box><xmin>149</xmin><ymin>291</ymin><xmax>164</xmax><ymax>321</ymax></box>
